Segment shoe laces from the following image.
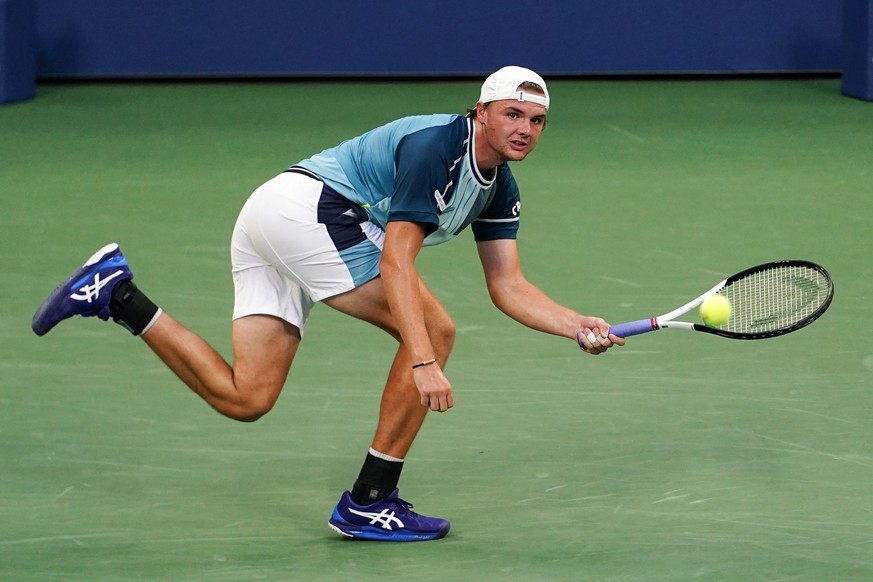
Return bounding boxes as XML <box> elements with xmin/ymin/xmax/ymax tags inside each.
<box><xmin>390</xmin><ymin>495</ymin><xmax>419</xmax><ymax>517</ymax></box>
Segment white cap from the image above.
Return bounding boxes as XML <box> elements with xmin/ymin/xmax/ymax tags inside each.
<box><xmin>478</xmin><ymin>66</ymin><xmax>550</xmax><ymax>110</ymax></box>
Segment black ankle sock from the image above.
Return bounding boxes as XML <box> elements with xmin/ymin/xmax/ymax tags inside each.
<box><xmin>351</xmin><ymin>452</ymin><xmax>404</xmax><ymax>505</ymax></box>
<box><xmin>109</xmin><ymin>280</ymin><xmax>159</xmax><ymax>336</ymax></box>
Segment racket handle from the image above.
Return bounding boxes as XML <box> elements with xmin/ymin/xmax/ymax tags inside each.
<box><xmin>609</xmin><ymin>318</ymin><xmax>658</xmax><ymax>338</ymax></box>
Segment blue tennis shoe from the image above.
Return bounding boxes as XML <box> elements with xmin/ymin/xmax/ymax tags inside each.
<box><xmin>328</xmin><ymin>489</ymin><xmax>450</xmax><ymax>541</ymax></box>
<box><xmin>32</xmin><ymin>243</ymin><xmax>132</xmax><ymax>336</ymax></box>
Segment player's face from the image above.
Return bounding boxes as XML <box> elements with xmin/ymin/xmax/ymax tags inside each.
<box><xmin>476</xmin><ymin>99</ymin><xmax>547</xmax><ymax>168</ymax></box>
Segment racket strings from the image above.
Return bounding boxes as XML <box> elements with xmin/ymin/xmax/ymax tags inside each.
<box><xmin>720</xmin><ymin>265</ymin><xmax>830</xmax><ymax>334</ymax></box>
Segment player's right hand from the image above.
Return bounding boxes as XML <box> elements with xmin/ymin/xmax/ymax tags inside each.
<box><xmin>577</xmin><ymin>318</ymin><xmax>626</xmax><ymax>354</ymax></box>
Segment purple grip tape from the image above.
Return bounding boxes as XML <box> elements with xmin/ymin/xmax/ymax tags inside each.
<box><xmin>609</xmin><ymin>319</ymin><xmax>657</xmax><ymax>338</ymax></box>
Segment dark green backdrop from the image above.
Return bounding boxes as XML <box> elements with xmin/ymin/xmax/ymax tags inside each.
<box><xmin>1</xmin><ymin>79</ymin><xmax>871</xmax><ymax>580</ymax></box>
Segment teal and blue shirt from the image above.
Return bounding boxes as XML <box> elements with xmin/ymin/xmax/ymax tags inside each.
<box><xmin>295</xmin><ymin>114</ymin><xmax>521</xmax><ymax>246</ymax></box>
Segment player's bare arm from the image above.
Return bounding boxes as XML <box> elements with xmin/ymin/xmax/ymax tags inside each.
<box><xmin>476</xmin><ymin>239</ymin><xmax>625</xmax><ymax>354</ymax></box>
<box><xmin>380</xmin><ymin>221</ymin><xmax>454</xmax><ymax>411</ymax></box>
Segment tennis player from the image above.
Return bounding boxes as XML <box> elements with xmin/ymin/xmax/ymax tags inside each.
<box><xmin>32</xmin><ymin>66</ymin><xmax>624</xmax><ymax>542</ymax></box>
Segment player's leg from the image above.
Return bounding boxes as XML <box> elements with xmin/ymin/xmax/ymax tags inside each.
<box><xmin>230</xmin><ymin>172</ymin><xmax>453</xmax><ymax>540</ymax></box>
<box><xmin>32</xmin><ymin>172</ymin><xmax>323</xmax><ymax>421</ymax></box>
<box><xmin>30</xmin><ymin>243</ymin><xmax>299</xmax><ymax>422</ymax></box>
<box><xmin>323</xmin><ymin>275</ymin><xmax>455</xmax><ymax>541</ymax></box>
<box><xmin>325</xmin><ymin>275</ymin><xmax>455</xmax><ymax>457</ymax></box>
<box><xmin>158</xmin><ymin>170</ymin><xmax>329</xmax><ymax>421</ymax></box>
<box><xmin>140</xmin><ymin>312</ymin><xmax>300</xmax><ymax>422</ymax></box>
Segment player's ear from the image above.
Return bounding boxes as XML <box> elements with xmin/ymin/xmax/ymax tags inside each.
<box><xmin>475</xmin><ymin>102</ymin><xmax>489</xmax><ymax>123</ymax></box>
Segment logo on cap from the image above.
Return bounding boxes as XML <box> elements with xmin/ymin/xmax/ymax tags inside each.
<box><xmin>479</xmin><ymin>66</ymin><xmax>550</xmax><ymax>110</ymax></box>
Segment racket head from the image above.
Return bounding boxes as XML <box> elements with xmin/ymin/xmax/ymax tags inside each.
<box><xmin>695</xmin><ymin>260</ymin><xmax>834</xmax><ymax>339</ymax></box>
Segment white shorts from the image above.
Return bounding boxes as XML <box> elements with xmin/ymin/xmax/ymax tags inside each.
<box><xmin>230</xmin><ymin>170</ymin><xmax>385</xmax><ymax>333</ymax></box>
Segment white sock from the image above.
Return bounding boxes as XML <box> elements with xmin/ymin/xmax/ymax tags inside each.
<box><xmin>369</xmin><ymin>447</ymin><xmax>404</xmax><ymax>463</ymax></box>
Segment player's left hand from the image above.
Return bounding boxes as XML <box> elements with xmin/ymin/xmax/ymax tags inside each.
<box><xmin>413</xmin><ymin>363</ymin><xmax>454</xmax><ymax>412</ymax></box>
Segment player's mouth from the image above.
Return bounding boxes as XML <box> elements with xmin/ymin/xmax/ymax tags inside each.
<box><xmin>509</xmin><ymin>139</ymin><xmax>528</xmax><ymax>151</ymax></box>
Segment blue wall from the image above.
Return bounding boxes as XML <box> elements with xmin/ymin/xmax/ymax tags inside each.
<box><xmin>35</xmin><ymin>0</ymin><xmax>842</xmax><ymax>78</ymax></box>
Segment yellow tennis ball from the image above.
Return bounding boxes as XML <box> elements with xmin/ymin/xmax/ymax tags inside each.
<box><xmin>699</xmin><ymin>294</ymin><xmax>732</xmax><ymax>326</ymax></box>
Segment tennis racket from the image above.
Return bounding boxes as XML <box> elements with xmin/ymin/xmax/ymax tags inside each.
<box><xmin>580</xmin><ymin>260</ymin><xmax>834</xmax><ymax>347</ymax></box>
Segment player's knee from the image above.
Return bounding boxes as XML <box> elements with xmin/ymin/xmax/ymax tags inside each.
<box><xmin>232</xmin><ymin>401</ymin><xmax>274</xmax><ymax>423</ymax></box>
<box><xmin>432</xmin><ymin>315</ymin><xmax>456</xmax><ymax>351</ymax></box>
<box><xmin>228</xmin><ymin>391</ymin><xmax>279</xmax><ymax>423</ymax></box>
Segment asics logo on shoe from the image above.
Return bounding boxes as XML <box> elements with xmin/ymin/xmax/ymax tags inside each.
<box><xmin>348</xmin><ymin>508</ymin><xmax>405</xmax><ymax>530</ymax></box>
<box><xmin>70</xmin><ymin>270</ymin><xmax>125</xmax><ymax>304</ymax></box>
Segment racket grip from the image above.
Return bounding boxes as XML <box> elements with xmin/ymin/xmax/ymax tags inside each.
<box><xmin>609</xmin><ymin>319</ymin><xmax>657</xmax><ymax>338</ymax></box>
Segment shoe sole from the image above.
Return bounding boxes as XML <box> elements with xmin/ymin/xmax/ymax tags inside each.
<box><xmin>84</xmin><ymin>243</ymin><xmax>121</xmax><ymax>267</ymax></box>
<box><xmin>327</xmin><ymin>518</ymin><xmax>448</xmax><ymax>542</ymax></box>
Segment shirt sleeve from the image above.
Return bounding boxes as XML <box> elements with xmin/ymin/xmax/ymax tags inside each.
<box><xmin>471</xmin><ymin>165</ymin><xmax>521</xmax><ymax>241</ymax></box>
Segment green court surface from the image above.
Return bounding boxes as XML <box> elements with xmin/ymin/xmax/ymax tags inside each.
<box><xmin>1</xmin><ymin>79</ymin><xmax>872</xmax><ymax>581</ymax></box>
